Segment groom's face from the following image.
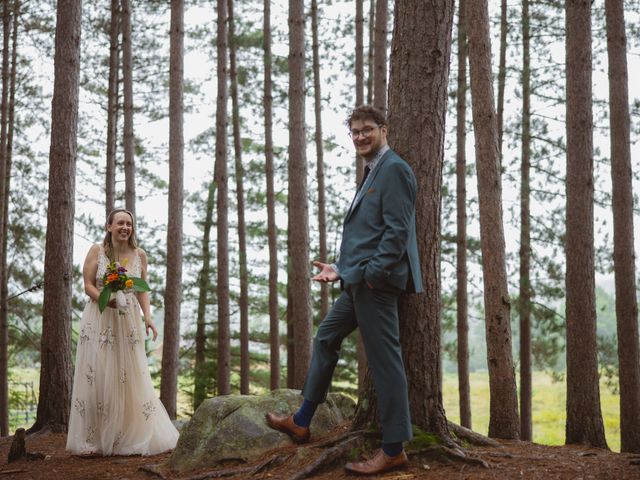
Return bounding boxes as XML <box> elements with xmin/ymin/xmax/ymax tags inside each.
<box><xmin>350</xmin><ymin>118</ymin><xmax>387</xmax><ymax>160</ymax></box>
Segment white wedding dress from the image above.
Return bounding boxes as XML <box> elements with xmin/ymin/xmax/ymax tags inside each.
<box><xmin>66</xmin><ymin>246</ymin><xmax>179</xmax><ymax>456</ymax></box>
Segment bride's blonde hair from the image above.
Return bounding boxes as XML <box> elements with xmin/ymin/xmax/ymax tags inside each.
<box><xmin>103</xmin><ymin>208</ymin><xmax>138</xmax><ymax>261</ymax></box>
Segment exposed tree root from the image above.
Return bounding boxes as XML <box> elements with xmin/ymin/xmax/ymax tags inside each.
<box><xmin>410</xmin><ymin>445</ymin><xmax>490</xmax><ymax>469</ymax></box>
<box><xmin>177</xmin><ymin>453</ymin><xmax>289</xmax><ymax>480</ymax></box>
<box><xmin>0</xmin><ymin>469</ymin><xmax>28</xmax><ymax>476</ymax></box>
<box><xmin>138</xmin><ymin>464</ymin><xmax>167</xmax><ymax>479</ymax></box>
<box><xmin>447</xmin><ymin>421</ymin><xmax>501</xmax><ymax>447</ymax></box>
<box><xmin>287</xmin><ymin>435</ymin><xmax>361</xmax><ymax>480</ymax></box>
<box><xmin>311</xmin><ymin>429</ymin><xmax>367</xmax><ymax>449</ymax></box>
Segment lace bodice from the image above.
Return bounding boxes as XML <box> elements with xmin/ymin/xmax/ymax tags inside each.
<box><xmin>96</xmin><ymin>246</ymin><xmax>141</xmax><ymax>289</ymax></box>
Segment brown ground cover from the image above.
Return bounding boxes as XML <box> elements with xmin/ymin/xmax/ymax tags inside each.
<box><xmin>1</xmin><ymin>429</ymin><xmax>639</xmax><ymax>480</ymax></box>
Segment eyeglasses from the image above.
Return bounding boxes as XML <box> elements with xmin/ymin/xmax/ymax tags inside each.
<box><xmin>348</xmin><ymin>125</ymin><xmax>381</xmax><ymax>139</ymax></box>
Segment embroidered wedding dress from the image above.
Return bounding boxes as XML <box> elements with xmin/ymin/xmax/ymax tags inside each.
<box><xmin>66</xmin><ymin>247</ymin><xmax>179</xmax><ymax>456</ymax></box>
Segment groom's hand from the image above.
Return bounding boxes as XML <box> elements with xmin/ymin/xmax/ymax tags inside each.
<box><xmin>311</xmin><ymin>261</ymin><xmax>339</xmax><ymax>283</ymax></box>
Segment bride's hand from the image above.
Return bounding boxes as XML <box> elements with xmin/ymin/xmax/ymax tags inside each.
<box><xmin>145</xmin><ymin>319</ymin><xmax>158</xmax><ymax>341</ymax></box>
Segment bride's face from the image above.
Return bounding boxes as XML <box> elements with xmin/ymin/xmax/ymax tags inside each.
<box><xmin>108</xmin><ymin>211</ymin><xmax>134</xmax><ymax>243</ymax></box>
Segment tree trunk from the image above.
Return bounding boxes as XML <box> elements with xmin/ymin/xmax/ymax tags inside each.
<box><xmin>228</xmin><ymin>0</ymin><xmax>249</xmax><ymax>395</ymax></box>
<box><xmin>373</xmin><ymin>0</ymin><xmax>387</xmax><ymax>111</ymax></box>
<box><xmin>605</xmin><ymin>0</ymin><xmax>640</xmax><ymax>454</ymax></box>
<box><xmin>263</xmin><ymin>0</ymin><xmax>279</xmax><ymax>391</ymax></box>
<box><xmin>467</xmin><ymin>0</ymin><xmax>519</xmax><ymax>440</ymax></box>
<box><xmin>160</xmin><ymin>0</ymin><xmax>184</xmax><ymax>419</ymax></box>
<box><xmin>215</xmin><ymin>0</ymin><xmax>230</xmax><ymax>396</ymax></box>
<box><xmin>355</xmin><ymin>0</ymin><xmax>364</xmax><ymax>107</ymax></box>
<box><xmin>367</xmin><ymin>0</ymin><xmax>374</xmax><ymax>105</ymax></box>
<box><xmin>105</xmin><ymin>0</ymin><xmax>120</xmax><ymax>217</ymax></box>
<box><xmin>354</xmin><ymin>0</ymin><xmax>454</xmax><ymax>442</ymax></box>
<box><xmin>496</xmin><ymin>0</ymin><xmax>507</xmax><ymax>156</ymax></box>
<box><xmin>0</xmin><ymin>0</ymin><xmax>18</xmax><ymax>437</ymax></box>
<box><xmin>391</xmin><ymin>0</ymin><xmax>454</xmax><ymax>440</ymax></box>
<box><xmin>121</xmin><ymin>0</ymin><xmax>135</xmax><ymax>216</ymax></box>
<box><xmin>564</xmin><ymin>0</ymin><xmax>607</xmax><ymax>449</ymax></box>
<box><xmin>311</xmin><ymin>0</ymin><xmax>328</xmax><ymax>322</ymax></box>
<box><xmin>287</xmin><ymin>0</ymin><xmax>311</xmax><ymax>389</ymax></box>
<box><xmin>0</xmin><ymin>0</ymin><xmax>12</xmax><ymax>437</ymax></box>
<box><xmin>455</xmin><ymin>0</ymin><xmax>471</xmax><ymax>431</ymax></box>
<box><xmin>519</xmin><ymin>0</ymin><xmax>532</xmax><ymax>442</ymax></box>
<box><xmin>30</xmin><ymin>0</ymin><xmax>82</xmax><ymax>433</ymax></box>
<box><xmin>193</xmin><ymin>179</ymin><xmax>215</xmax><ymax>409</ymax></box>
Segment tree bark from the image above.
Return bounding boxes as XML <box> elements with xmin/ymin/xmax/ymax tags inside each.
<box><xmin>496</xmin><ymin>0</ymin><xmax>507</xmax><ymax>157</ymax></box>
<box><xmin>373</xmin><ymin>0</ymin><xmax>387</xmax><ymax>111</ymax></box>
<box><xmin>605</xmin><ymin>0</ymin><xmax>639</xmax><ymax>453</ymax></box>
<box><xmin>564</xmin><ymin>0</ymin><xmax>607</xmax><ymax>449</ymax></box>
<box><xmin>287</xmin><ymin>0</ymin><xmax>311</xmax><ymax>389</ymax></box>
<box><xmin>227</xmin><ymin>0</ymin><xmax>249</xmax><ymax>395</ymax></box>
<box><xmin>0</xmin><ymin>0</ymin><xmax>12</xmax><ymax>437</ymax></box>
<box><xmin>367</xmin><ymin>0</ymin><xmax>374</xmax><ymax>105</ymax></box>
<box><xmin>355</xmin><ymin>0</ymin><xmax>364</xmax><ymax>107</ymax></box>
<box><xmin>519</xmin><ymin>0</ymin><xmax>532</xmax><ymax>442</ymax></box>
<box><xmin>30</xmin><ymin>0</ymin><xmax>82</xmax><ymax>433</ymax></box>
<box><xmin>215</xmin><ymin>0</ymin><xmax>230</xmax><ymax>396</ymax></box>
<box><xmin>121</xmin><ymin>0</ymin><xmax>135</xmax><ymax>216</ymax></box>
<box><xmin>455</xmin><ymin>0</ymin><xmax>471</xmax><ymax>431</ymax></box>
<box><xmin>160</xmin><ymin>0</ymin><xmax>184</xmax><ymax>419</ymax></box>
<box><xmin>0</xmin><ymin>0</ymin><xmax>18</xmax><ymax>437</ymax></box>
<box><xmin>311</xmin><ymin>0</ymin><xmax>328</xmax><ymax>322</ymax></box>
<box><xmin>354</xmin><ymin>0</ymin><xmax>454</xmax><ymax>442</ymax></box>
<box><xmin>263</xmin><ymin>0</ymin><xmax>279</xmax><ymax>391</ymax></box>
<box><xmin>193</xmin><ymin>180</ymin><xmax>215</xmax><ymax>409</ymax></box>
<box><xmin>467</xmin><ymin>0</ymin><xmax>520</xmax><ymax>440</ymax></box>
<box><xmin>105</xmin><ymin>0</ymin><xmax>120</xmax><ymax>217</ymax></box>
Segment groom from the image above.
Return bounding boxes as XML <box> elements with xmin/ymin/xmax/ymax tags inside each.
<box><xmin>266</xmin><ymin>105</ymin><xmax>423</xmax><ymax>476</ymax></box>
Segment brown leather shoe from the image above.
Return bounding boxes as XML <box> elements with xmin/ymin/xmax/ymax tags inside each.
<box><xmin>344</xmin><ymin>449</ymin><xmax>408</xmax><ymax>475</ymax></box>
<box><xmin>265</xmin><ymin>412</ymin><xmax>310</xmax><ymax>444</ymax></box>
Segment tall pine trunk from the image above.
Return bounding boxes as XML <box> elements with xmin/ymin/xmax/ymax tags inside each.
<box><xmin>564</xmin><ymin>0</ymin><xmax>607</xmax><ymax>449</ymax></box>
<box><xmin>519</xmin><ymin>0</ymin><xmax>532</xmax><ymax>442</ymax></box>
<box><xmin>227</xmin><ymin>0</ymin><xmax>249</xmax><ymax>395</ymax></box>
<box><xmin>193</xmin><ymin>179</ymin><xmax>215</xmax><ymax>408</ymax></box>
<box><xmin>287</xmin><ymin>0</ymin><xmax>311</xmax><ymax>389</ymax></box>
<box><xmin>0</xmin><ymin>0</ymin><xmax>11</xmax><ymax>437</ymax></box>
<box><xmin>263</xmin><ymin>0</ymin><xmax>279</xmax><ymax>391</ymax></box>
<box><xmin>605</xmin><ymin>0</ymin><xmax>640</xmax><ymax>454</ymax></box>
<box><xmin>373</xmin><ymin>0</ymin><xmax>387</xmax><ymax>111</ymax></box>
<box><xmin>391</xmin><ymin>0</ymin><xmax>454</xmax><ymax>440</ymax></box>
<box><xmin>0</xmin><ymin>0</ymin><xmax>17</xmax><ymax>436</ymax></box>
<box><xmin>30</xmin><ymin>0</ymin><xmax>82</xmax><ymax>433</ymax></box>
<box><xmin>215</xmin><ymin>0</ymin><xmax>230</xmax><ymax>396</ymax></box>
<box><xmin>496</xmin><ymin>0</ymin><xmax>507</xmax><ymax>156</ymax></box>
<box><xmin>455</xmin><ymin>0</ymin><xmax>471</xmax><ymax>431</ymax></box>
<box><xmin>121</xmin><ymin>0</ymin><xmax>135</xmax><ymax>216</ymax></box>
<box><xmin>367</xmin><ymin>0</ymin><xmax>374</xmax><ymax>105</ymax></box>
<box><xmin>105</xmin><ymin>0</ymin><xmax>120</xmax><ymax>216</ymax></box>
<box><xmin>160</xmin><ymin>0</ymin><xmax>184</xmax><ymax>419</ymax></box>
<box><xmin>311</xmin><ymin>0</ymin><xmax>328</xmax><ymax>322</ymax></box>
<box><xmin>467</xmin><ymin>0</ymin><xmax>519</xmax><ymax>440</ymax></box>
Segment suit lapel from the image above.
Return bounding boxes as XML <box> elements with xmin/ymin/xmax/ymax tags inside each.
<box><xmin>344</xmin><ymin>149</ymin><xmax>392</xmax><ymax>224</ymax></box>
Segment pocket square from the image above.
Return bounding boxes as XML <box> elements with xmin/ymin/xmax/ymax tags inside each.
<box><xmin>367</xmin><ymin>188</ymin><xmax>376</xmax><ymax>194</ymax></box>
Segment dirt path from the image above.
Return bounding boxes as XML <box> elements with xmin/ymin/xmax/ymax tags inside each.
<box><xmin>1</xmin><ymin>431</ymin><xmax>639</xmax><ymax>479</ymax></box>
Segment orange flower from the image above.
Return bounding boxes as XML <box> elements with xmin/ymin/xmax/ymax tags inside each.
<box><xmin>125</xmin><ymin>279</ymin><xmax>133</xmax><ymax>288</ymax></box>
<box><xmin>108</xmin><ymin>273</ymin><xmax>119</xmax><ymax>282</ymax></box>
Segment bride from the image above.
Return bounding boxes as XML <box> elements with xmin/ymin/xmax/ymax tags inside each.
<box><xmin>66</xmin><ymin>208</ymin><xmax>179</xmax><ymax>456</ymax></box>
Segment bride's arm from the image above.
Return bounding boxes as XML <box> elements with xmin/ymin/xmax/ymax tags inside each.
<box><xmin>136</xmin><ymin>249</ymin><xmax>158</xmax><ymax>340</ymax></box>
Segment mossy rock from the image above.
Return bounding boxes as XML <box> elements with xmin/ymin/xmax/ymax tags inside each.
<box><xmin>167</xmin><ymin>389</ymin><xmax>355</xmax><ymax>473</ymax></box>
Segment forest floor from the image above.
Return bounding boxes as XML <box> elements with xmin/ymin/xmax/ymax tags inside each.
<box><xmin>1</xmin><ymin>427</ymin><xmax>640</xmax><ymax>480</ymax></box>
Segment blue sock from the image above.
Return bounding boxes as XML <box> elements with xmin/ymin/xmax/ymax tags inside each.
<box><xmin>382</xmin><ymin>442</ymin><xmax>403</xmax><ymax>457</ymax></box>
<box><xmin>292</xmin><ymin>399</ymin><xmax>318</xmax><ymax>427</ymax></box>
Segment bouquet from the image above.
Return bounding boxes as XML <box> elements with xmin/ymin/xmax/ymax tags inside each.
<box><xmin>98</xmin><ymin>259</ymin><xmax>150</xmax><ymax>314</ymax></box>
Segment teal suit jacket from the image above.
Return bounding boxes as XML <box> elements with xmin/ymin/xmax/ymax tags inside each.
<box><xmin>336</xmin><ymin>148</ymin><xmax>423</xmax><ymax>293</ymax></box>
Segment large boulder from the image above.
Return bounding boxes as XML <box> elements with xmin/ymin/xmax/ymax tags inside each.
<box><xmin>167</xmin><ymin>389</ymin><xmax>355</xmax><ymax>473</ymax></box>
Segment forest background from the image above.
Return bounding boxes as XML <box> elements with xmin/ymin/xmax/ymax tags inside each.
<box><xmin>1</xmin><ymin>0</ymin><xmax>639</xmax><ymax>455</ymax></box>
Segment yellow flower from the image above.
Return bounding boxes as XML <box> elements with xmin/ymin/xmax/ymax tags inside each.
<box><xmin>125</xmin><ymin>279</ymin><xmax>133</xmax><ymax>288</ymax></box>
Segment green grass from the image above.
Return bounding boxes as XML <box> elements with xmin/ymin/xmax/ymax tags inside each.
<box><xmin>443</xmin><ymin>371</ymin><xmax>621</xmax><ymax>452</ymax></box>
